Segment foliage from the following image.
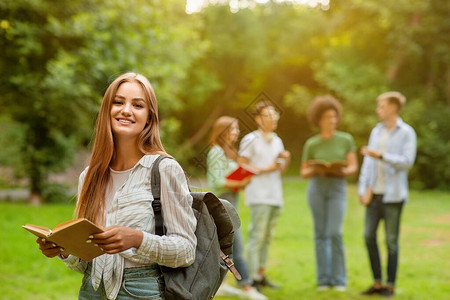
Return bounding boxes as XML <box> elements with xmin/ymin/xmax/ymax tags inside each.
<box><xmin>0</xmin><ymin>0</ymin><xmax>205</xmax><ymax>201</ymax></box>
<box><xmin>0</xmin><ymin>0</ymin><xmax>449</xmax><ymax>189</ymax></box>
<box><xmin>0</xmin><ymin>114</ymin><xmax>25</xmax><ymax>170</ymax></box>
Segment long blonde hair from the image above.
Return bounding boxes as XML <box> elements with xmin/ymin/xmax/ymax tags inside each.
<box><xmin>75</xmin><ymin>72</ymin><xmax>166</xmax><ymax>224</ymax></box>
<box><xmin>210</xmin><ymin>116</ymin><xmax>238</xmax><ymax>161</ymax></box>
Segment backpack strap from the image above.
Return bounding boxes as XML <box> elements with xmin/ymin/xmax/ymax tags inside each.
<box><xmin>151</xmin><ymin>155</ymin><xmax>173</xmax><ymax>236</ymax></box>
<box><xmin>220</xmin><ymin>251</ymin><xmax>242</xmax><ymax>280</ymax></box>
<box><xmin>151</xmin><ymin>155</ymin><xmax>242</xmax><ymax>281</ymax></box>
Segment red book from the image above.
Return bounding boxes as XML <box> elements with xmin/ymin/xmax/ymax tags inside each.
<box><xmin>226</xmin><ymin>166</ymin><xmax>257</xmax><ymax>181</ymax></box>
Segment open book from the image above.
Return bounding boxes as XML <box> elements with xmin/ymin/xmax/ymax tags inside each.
<box><xmin>306</xmin><ymin>160</ymin><xmax>348</xmax><ymax>169</ymax></box>
<box><xmin>22</xmin><ymin>218</ymin><xmax>104</xmax><ymax>261</ymax></box>
<box><xmin>306</xmin><ymin>160</ymin><xmax>348</xmax><ymax>176</ymax></box>
<box><xmin>226</xmin><ymin>165</ymin><xmax>257</xmax><ymax>181</ymax></box>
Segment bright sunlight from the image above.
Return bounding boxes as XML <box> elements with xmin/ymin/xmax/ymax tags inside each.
<box><xmin>186</xmin><ymin>0</ymin><xmax>330</xmax><ymax>14</ymax></box>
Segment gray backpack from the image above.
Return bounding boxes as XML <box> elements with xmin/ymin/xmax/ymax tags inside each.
<box><xmin>151</xmin><ymin>156</ymin><xmax>241</xmax><ymax>300</ymax></box>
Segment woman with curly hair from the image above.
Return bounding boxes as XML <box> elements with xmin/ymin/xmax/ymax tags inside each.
<box><xmin>300</xmin><ymin>95</ymin><xmax>358</xmax><ymax>291</ymax></box>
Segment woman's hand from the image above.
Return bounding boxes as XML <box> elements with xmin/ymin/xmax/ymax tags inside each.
<box><xmin>225</xmin><ymin>176</ymin><xmax>252</xmax><ymax>191</ymax></box>
<box><xmin>300</xmin><ymin>162</ymin><xmax>324</xmax><ymax>178</ymax></box>
<box><xmin>36</xmin><ymin>237</ymin><xmax>66</xmax><ymax>258</ymax></box>
<box><xmin>239</xmin><ymin>176</ymin><xmax>252</xmax><ymax>188</ymax></box>
<box><xmin>88</xmin><ymin>225</ymin><xmax>143</xmax><ymax>254</ymax></box>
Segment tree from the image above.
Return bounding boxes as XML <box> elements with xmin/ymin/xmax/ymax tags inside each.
<box><xmin>0</xmin><ymin>0</ymin><xmax>205</xmax><ymax>203</ymax></box>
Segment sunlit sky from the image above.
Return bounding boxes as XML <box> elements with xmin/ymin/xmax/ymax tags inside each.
<box><xmin>186</xmin><ymin>0</ymin><xmax>330</xmax><ymax>14</ymax></box>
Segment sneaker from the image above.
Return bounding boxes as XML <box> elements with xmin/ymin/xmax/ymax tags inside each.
<box><xmin>241</xmin><ymin>287</ymin><xmax>268</xmax><ymax>300</ymax></box>
<box><xmin>333</xmin><ymin>285</ymin><xmax>346</xmax><ymax>292</ymax></box>
<box><xmin>215</xmin><ymin>283</ymin><xmax>243</xmax><ymax>297</ymax></box>
<box><xmin>317</xmin><ymin>285</ymin><xmax>330</xmax><ymax>291</ymax></box>
<box><xmin>361</xmin><ymin>285</ymin><xmax>383</xmax><ymax>295</ymax></box>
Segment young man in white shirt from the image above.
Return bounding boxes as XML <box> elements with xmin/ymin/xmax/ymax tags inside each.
<box><xmin>238</xmin><ymin>101</ymin><xmax>290</xmax><ymax>291</ymax></box>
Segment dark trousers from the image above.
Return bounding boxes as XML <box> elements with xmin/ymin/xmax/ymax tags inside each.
<box><xmin>364</xmin><ymin>194</ymin><xmax>404</xmax><ymax>285</ymax></box>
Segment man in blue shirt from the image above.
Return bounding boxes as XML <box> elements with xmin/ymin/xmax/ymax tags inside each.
<box><xmin>358</xmin><ymin>91</ymin><xmax>417</xmax><ymax>297</ymax></box>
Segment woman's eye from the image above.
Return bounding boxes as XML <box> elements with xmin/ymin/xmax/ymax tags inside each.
<box><xmin>112</xmin><ymin>100</ymin><xmax>123</xmax><ymax>105</ymax></box>
<box><xmin>134</xmin><ymin>104</ymin><xmax>144</xmax><ymax>109</ymax></box>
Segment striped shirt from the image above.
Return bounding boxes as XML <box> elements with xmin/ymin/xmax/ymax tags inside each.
<box><xmin>207</xmin><ymin>145</ymin><xmax>238</xmax><ymax>196</ymax></box>
<box><xmin>62</xmin><ymin>155</ymin><xmax>197</xmax><ymax>299</ymax></box>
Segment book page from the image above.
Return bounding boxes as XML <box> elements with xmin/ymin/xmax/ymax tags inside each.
<box><xmin>53</xmin><ymin>218</ymin><xmax>83</xmax><ymax>232</ymax></box>
<box><xmin>22</xmin><ymin>224</ymin><xmax>52</xmax><ymax>238</ymax></box>
<box><xmin>307</xmin><ymin>160</ymin><xmax>347</xmax><ymax>168</ymax></box>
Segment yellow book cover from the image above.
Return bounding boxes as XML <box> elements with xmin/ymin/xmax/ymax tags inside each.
<box><xmin>23</xmin><ymin>218</ymin><xmax>104</xmax><ymax>261</ymax></box>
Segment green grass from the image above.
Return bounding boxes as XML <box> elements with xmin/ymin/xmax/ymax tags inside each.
<box><xmin>1</xmin><ymin>180</ymin><xmax>449</xmax><ymax>299</ymax></box>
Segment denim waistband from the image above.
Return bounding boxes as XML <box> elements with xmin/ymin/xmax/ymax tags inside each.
<box><xmin>86</xmin><ymin>263</ymin><xmax>160</xmax><ymax>279</ymax></box>
<box><xmin>123</xmin><ymin>265</ymin><xmax>160</xmax><ymax>279</ymax></box>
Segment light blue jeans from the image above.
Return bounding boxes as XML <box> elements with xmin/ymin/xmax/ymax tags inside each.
<box><xmin>307</xmin><ymin>176</ymin><xmax>347</xmax><ymax>287</ymax></box>
<box><xmin>220</xmin><ymin>192</ymin><xmax>252</xmax><ymax>286</ymax></box>
<box><xmin>79</xmin><ymin>263</ymin><xmax>164</xmax><ymax>300</ymax></box>
<box><xmin>247</xmin><ymin>204</ymin><xmax>282</xmax><ymax>281</ymax></box>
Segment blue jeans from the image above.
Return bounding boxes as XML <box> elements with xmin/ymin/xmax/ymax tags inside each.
<box><xmin>307</xmin><ymin>176</ymin><xmax>347</xmax><ymax>286</ymax></box>
<box><xmin>220</xmin><ymin>192</ymin><xmax>252</xmax><ymax>286</ymax></box>
<box><xmin>247</xmin><ymin>204</ymin><xmax>282</xmax><ymax>281</ymax></box>
<box><xmin>364</xmin><ymin>194</ymin><xmax>404</xmax><ymax>285</ymax></box>
<box><xmin>79</xmin><ymin>263</ymin><xmax>164</xmax><ymax>299</ymax></box>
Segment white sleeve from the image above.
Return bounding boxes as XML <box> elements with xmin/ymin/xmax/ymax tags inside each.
<box><xmin>239</xmin><ymin>134</ymin><xmax>254</xmax><ymax>158</ymax></box>
<box><xmin>136</xmin><ymin>160</ymin><xmax>197</xmax><ymax>268</ymax></box>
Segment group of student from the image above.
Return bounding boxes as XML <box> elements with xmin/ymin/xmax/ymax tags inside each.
<box><xmin>35</xmin><ymin>72</ymin><xmax>416</xmax><ymax>300</ymax></box>
<box><xmin>207</xmin><ymin>92</ymin><xmax>416</xmax><ymax>299</ymax></box>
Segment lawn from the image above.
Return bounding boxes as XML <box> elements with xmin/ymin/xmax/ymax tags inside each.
<box><xmin>0</xmin><ymin>179</ymin><xmax>449</xmax><ymax>300</ymax></box>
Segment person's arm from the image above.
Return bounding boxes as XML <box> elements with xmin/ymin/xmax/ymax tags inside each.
<box><xmin>38</xmin><ymin>170</ymin><xmax>88</xmax><ymax>274</ymax></box>
<box><xmin>359</xmin><ymin>129</ymin><xmax>377</xmax><ymax>200</ymax></box>
<box><xmin>278</xmin><ymin>150</ymin><xmax>291</xmax><ymax>174</ymax></box>
<box><xmin>358</xmin><ymin>153</ymin><xmax>373</xmax><ymax>205</ymax></box>
<box><xmin>300</xmin><ymin>161</ymin><xmax>326</xmax><ymax>178</ymax></box>
<box><xmin>341</xmin><ymin>151</ymin><xmax>358</xmax><ymax>176</ymax></box>
<box><xmin>361</xmin><ymin>127</ymin><xmax>416</xmax><ymax>171</ymax></box>
<box><xmin>381</xmin><ymin>128</ymin><xmax>417</xmax><ymax>170</ymax></box>
<box><xmin>238</xmin><ymin>156</ymin><xmax>281</xmax><ymax>174</ymax></box>
<box><xmin>225</xmin><ymin>177</ymin><xmax>252</xmax><ymax>189</ymax></box>
<box><xmin>300</xmin><ymin>139</ymin><xmax>323</xmax><ymax>178</ymax></box>
<box><xmin>207</xmin><ymin>147</ymin><xmax>249</xmax><ymax>190</ymax></box>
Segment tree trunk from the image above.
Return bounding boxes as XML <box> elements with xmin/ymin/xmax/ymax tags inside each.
<box><xmin>29</xmin><ymin>190</ymin><xmax>41</xmax><ymax>206</ymax></box>
<box><xmin>28</xmin><ymin>156</ymin><xmax>43</xmax><ymax>205</ymax></box>
<box><xmin>183</xmin><ymin>85</ymin><xmax>237</xmax><ymax>149</ymax></box>
<box><xmin>186</xmin><ymin>105</ymin><xmax>224</xmax><ymax>147</ymax></box>
<box><xmin>386</xmin><ymin>13</ymin><xmax>422</xmax><ymax>83</ymax></box>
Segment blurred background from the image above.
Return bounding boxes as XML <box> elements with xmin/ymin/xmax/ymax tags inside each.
<box><xmin>1</xmin><ymin>0</ymin><xmax>449</xmax><ymax>204</ymax></box>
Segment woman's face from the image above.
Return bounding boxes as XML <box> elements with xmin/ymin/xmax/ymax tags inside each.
<box><xmin>110</xmin><ymin>81</ymin><xmax>149</xmax><ymax>141</ymax></box>
<box><xmin>227</xmin><ymin>121</ymin><xmax>240</xmax><ymax>144</ymax></box>
<box><xmin>319</xmin><ymin>109</ymin><xmax>338</xmax><ymax>132</ymax></box>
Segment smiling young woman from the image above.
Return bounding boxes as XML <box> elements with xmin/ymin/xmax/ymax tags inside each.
<box><xmin>36</xmin><ymin>72</ymin><xmax>197</xmax><ymax>300</ymax></box>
